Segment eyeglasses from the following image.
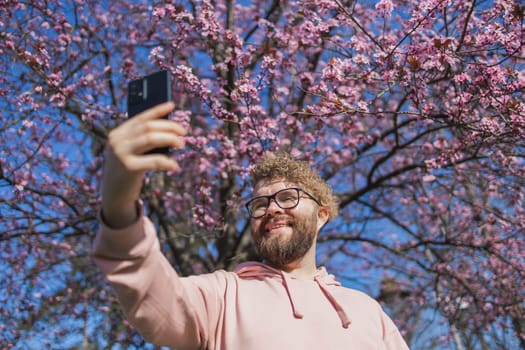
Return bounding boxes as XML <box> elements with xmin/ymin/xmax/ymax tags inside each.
<box><xmin>245</xmin><ymin>187</ymin><xmax>321</xmax><ymax>219</ymax></box>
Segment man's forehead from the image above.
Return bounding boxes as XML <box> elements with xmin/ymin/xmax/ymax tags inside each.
<box><xmin>252</xmin><ymin>178</ymin><xmax>296</xmax><ymax>194</ymax></box>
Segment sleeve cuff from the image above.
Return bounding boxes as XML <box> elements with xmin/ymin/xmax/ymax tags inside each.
<box><xmin>93</xmin><ymin>200</ymin><xmax>157</xmax><ymax>258</ymax></box>
<box><xmin>99</xmin><ymin>200</ymin><xmax>142</xmax><ymax>230</ymax></box>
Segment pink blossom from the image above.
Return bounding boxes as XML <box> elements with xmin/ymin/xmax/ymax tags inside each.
<box><xmin>423</xmin><ymin>174</ymin><xmax>436</xmax><ymax>182</ymax></box>
<box><xmin>375</xmin><ymin>0</ymin><xmax>394</xmax><ymax>17</ymax></box>
<box><xmin>1</xmin><ymin>0</ymin><xmax>523</xmax><ymax>347</ymax></box>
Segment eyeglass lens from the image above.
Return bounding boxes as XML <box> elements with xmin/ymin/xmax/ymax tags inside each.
<box><xmin>248</xmin><ymin>188</ymin><xmax>300</xmax><ymax>218</ymax></box>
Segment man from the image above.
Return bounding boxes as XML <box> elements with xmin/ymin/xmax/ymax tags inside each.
<box><xmin>93</xmin><ymin>102</ymin><xmax>409</xmax><ymax>349</ymax></box>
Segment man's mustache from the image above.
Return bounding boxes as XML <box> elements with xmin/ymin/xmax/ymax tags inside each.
<box><xmin>258</xmin><ymin>215</ymin><xmax>296</xmax><ymax>236</ymax></box>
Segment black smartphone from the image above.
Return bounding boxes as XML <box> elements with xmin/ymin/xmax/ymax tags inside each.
<box><xmin>127</xmin><ymin>70</ymin><xmax>172</xmax><ymax>154</ymax></box>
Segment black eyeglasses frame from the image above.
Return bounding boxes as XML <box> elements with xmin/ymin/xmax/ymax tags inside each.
<box><xmin>245</xmin><ymin>187</ymin><xmax>321</xmax><ymax>219</ymax></box>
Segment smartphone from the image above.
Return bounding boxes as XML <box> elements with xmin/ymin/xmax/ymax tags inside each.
<box><xmin>127</xmin><ymin>70</ymin><xmax>172</xmax><ymax>154</ymax></box>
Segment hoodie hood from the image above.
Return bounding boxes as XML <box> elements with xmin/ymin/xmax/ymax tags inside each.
<box><xmin>234</xmin><ymin>261</ymin><xmax>351</xmax><ymax>328</ymax></box>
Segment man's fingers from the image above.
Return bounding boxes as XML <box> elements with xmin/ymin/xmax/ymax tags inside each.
<box><xmin>131</xmin><ymin>101</ymin><xmax>176</xmax><ymax>122</ymax></box>
<box><xmin>113</xmin><ymin>119</ymin><xmax>186</xmax><ymax>141</ymax></box>
<box><xmin>105</xmin><ymin>102</ymin><xmax>188</xmax><ymax>173</ymax></box>
<box><xmin>111</xmin><ymin>118</ymin><xmax>187</xmax><ymax>152</ymax></box>
<box><xmin>131</xmin><ymin>131</ymin><xmax>186</xmax><ymax>155</ymax></box>
<box><xmin>138</xmin><ymin>119</ymin><xmax>187</xmax><ymax>137</ymax></box>
<box><xmin>124</xmin><ymin>154</ymin><xmax>180</xmax><ymax>172</ymax></box>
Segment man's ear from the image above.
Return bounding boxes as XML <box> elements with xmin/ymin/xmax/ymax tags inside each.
<box><xmin>316</xmin><ymin>206</ymin><xmax>329</xmax><ymax>231</ymax></box>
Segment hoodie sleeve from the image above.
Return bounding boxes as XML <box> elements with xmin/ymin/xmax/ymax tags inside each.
<box><xmin>91</xmin><ymin>209</ymin><xmax>222</xmax><ymax>349</ymax></box>
<box><xmin>382</xmin><ymin>310</ymin><xmax>410</xmax><ymax>350</ymax></box>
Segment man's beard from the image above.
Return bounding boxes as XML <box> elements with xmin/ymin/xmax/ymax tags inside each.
<box><xmin>254</xmin><ymin>211</ymin><xmax>318</xmax><ymax>269</ymax></box>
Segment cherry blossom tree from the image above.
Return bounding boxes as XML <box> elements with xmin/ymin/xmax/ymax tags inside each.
<box><xmin>1</xmin><ymin>0</ymin><xmax>523</xmax><ymax>348</ymax></box>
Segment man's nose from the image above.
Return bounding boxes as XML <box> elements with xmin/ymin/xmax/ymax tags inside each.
<box><xmin>266</xmin><ymin>198</ymin><xmax>283</xmax><ymax>215</ymax></box>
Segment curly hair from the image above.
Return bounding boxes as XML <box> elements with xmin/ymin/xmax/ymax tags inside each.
<box><xmin>249</xmin><ymin>153</ymin><xmax>339</xmax><ymax>220</ymax></box>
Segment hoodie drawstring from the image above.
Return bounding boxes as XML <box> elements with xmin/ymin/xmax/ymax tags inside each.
<box><xmin>279</xmin><ymin>271</ymin><xmax>304</xmax><ymax>319</ymax></box>
<box><xmin>315</xmin><ymin>276</ymin><xmax>351</xmax><ymax>328</ymax></box>
<box><xmin>235</xmin><ymin>262</ymin><xmax>351</xmax><ymax>329</ymax></box>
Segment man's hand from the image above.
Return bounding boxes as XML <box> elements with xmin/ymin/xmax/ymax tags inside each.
<box><xmin>101</xmin><ymin>102</ymin><xmax>186</xmax><ymax>228</ymax></box>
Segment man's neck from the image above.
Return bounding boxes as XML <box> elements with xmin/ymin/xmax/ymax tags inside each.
<box><xmin>282</xmin><ymin>262</ymin><xmax>318</xmax><ymax>278</ymax></box>
<box><xmin>272</xmin><ymin>250</ymin><xmax>318</xmax><ymax>278</ymax></box>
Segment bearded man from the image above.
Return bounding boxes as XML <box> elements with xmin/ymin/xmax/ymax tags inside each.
<box><xmin>93</xmin><ymin>102</ymin><xmax>409</xmax><ymax>349</ymax></box>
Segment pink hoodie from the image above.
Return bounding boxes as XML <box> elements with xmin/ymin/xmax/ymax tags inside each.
<box><xmin>92</xmin><ymin>213</ymin><xmax>409</xmax><ymax>350</ymax></box>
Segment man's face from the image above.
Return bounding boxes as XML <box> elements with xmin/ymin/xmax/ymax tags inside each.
<box><xmin>249</xmin><ymin>179</ymin><xmax>327</xmax><ymax>268</ymax></box>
